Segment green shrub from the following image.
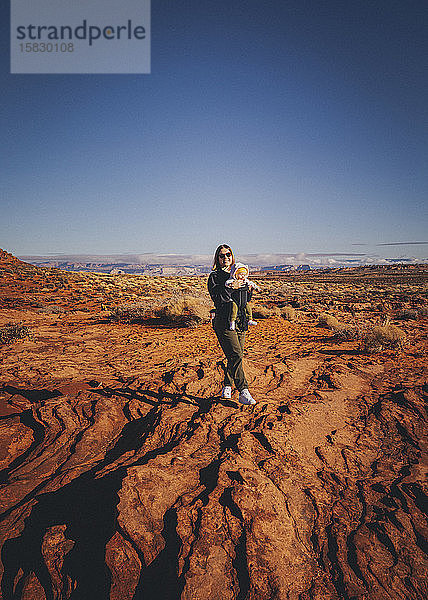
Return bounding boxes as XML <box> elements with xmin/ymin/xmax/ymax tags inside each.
<box><xmin>0</xmin><ymin>324</ymin><xmax>31</xmax><ymax>345</ymax></box>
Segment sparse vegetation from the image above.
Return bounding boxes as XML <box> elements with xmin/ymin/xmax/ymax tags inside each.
<box><xmin>280</xmin><ymin>306</ymin><xmax>296</xmax><ymax>321</ymax></box>
<box><xmin>317</xmin><ymin>313</ymin><xmax>341</xmax><ymax>329</ymax></box>
<box><xmin>109</xmin><ymin>296</ymin><xmax>211</xmax><ymax>327</ymax></box>
<box><xmin>1</xmin><ymin>249</ymin><xmax>426</xmax><ymax>352</ymax></box>
<box><xmin>0</xmin><ymin>324</ymin><xmax>31</xmax><ymax>345</ymax></box>
<box><xmin>252</xmin><ymin>305</ymin><xmax>281</xmax><ymax>319</ymax></box>
<box><xmin>331</xmin><ymin>324</ymin><xmax>360</xmax><ymax>341</ymax></box>
<box><xmin>153</xmin><ymin>296</ymin><xmax>211</xmax><ymax>327</ymax></box>
<box><xmin>361</xmin><ymin>324</ymin><xmax>406</xmax><ymax>353</ymax></box>
<box><xmin>109</xmin><ymin>303</ymin><xmax>152</xmax><ymax>323</ymax></box>
<box><xmin>317</xmin><ymin>312</ymin><xmax>359</xmax><ymax>340</ymax></box>
<box><xmin>37</xmin><ymin>305</ymin><xmax>66</xmax><ymax>314</ymax></box>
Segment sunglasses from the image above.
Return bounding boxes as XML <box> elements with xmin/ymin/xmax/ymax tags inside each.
<box><xmin>219</xmin><ymin>251</ymin><xmax>232</xmax><ymax>258</ymax></box>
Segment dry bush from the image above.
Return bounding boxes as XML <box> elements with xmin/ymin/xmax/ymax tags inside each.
<box><xmin>37</xmin><ymin>305</ymin><xmax>66</xmax><ymax>314</ymax></box>
<box><xmin>252</xmin><ymin>305</ymin><xmax>281</xmax><ymax>319</ymax></box>
<box><xmin>361</xmin><ymin>324</ymin><xmax>405</xmax><ymax>353</ymax></box>
<box><xmin>318</xmin><ymin>313</ymin><xmax>341</xmax><ymax>329</ymax></box>
<box><xmin>280</xmin><ymin>306</ymin><xmax>296</xmax><ymax>321</ymax></box>
<box><xmin>109</xmin><ymin>302</ymin><xmax>152</xmax><ymax>323</ymax></box>
<box><xmin>0</xmin><ymin>324</ymin><xmax>31</xmax><ymax>345</ymax></box>
<box><xmin>154</xmin><ymin>296</ymin><xmax>211</xmax><ymax>327</ymax></box>
<box><xmin>252</xmin><ymin>305</ymin><xmax>272</xmax><ymax>319</ymax></box>
<box><xmin>331</xmin><ymin>324</ymin><xmax>359</xmax><ymax>341</ymax></box>
<box><xmin>317</xmin><ymin>312</ymin><xmax>359</xmax><ymax>340</ymax></box>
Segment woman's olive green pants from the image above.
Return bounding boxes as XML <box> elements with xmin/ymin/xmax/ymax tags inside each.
<box><xmin>214</xmin><ymin>326</ymin><xmax>248</xmax><ymax>392</ymax></box>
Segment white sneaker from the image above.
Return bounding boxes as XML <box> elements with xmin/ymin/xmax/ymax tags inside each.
<box><xmin>238</xmin><ymin>389</ymin><xmax>256</xmax><ymax>405</ymax></box>
<box><xmin>248</xmin><ymin>320</ymin><xmax>258</xmax><ymax>326</ymax></box>
<box><xmin>229</xmin><ymin>321</ymin><xmax>236</xmax><ymax>330</ymax></box>
<box><xmin>221</xmin><ymin>386</ymin><xmax>232</xmax><ymax>399</ymax></box>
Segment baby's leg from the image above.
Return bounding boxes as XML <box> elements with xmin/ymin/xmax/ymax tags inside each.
<box><xmin>247</xmin><ymin>303</ymin><xmax>257</xmax><ymax>326</ymax></box>
<box><xmin>229</xmin><ymin>301</ymin><xmax>238</xmax><ymax>330</ymax></box>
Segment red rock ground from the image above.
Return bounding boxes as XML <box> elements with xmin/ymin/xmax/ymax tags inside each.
<box><xmin>0</xmin><ymin>250</ymin><xmax>427</xmax><ymax>600</ymax></box>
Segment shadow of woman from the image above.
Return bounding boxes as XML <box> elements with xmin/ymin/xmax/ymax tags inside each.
<box><xmin>1</xmin><ymin>469</ymin><xmax>122</xmax><ymax>599</ymax></box>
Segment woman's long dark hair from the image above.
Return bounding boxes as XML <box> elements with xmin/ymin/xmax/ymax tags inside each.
<box><xmin>212</xmin><ymin>244</ymin><xmax>235</xmax><ymax>270</ymax></box>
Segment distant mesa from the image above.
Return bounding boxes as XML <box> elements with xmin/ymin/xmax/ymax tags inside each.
<box><xmin>8</xmin><ymin>250</ymin><xmax>428</xmax><ymax>276</ymax></box>
<box><xmin>260</xmin><ymin>264</ymin><xmax>311</xmax><ymax>272</ymax></box>
<box><xmin>261</xmin><ymin>265</ymin><xmax>294</xmax><ymax>272</ymax></box>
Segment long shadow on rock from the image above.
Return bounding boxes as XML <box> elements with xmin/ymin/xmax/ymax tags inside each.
<box><xmin>317</xmin><ymin>349</ymin><xmax>361</xmax><ymax>356</ymax></box>
<box><xmin>1</xmin><ymin>469</ymin><xmax>125</xmax><ymax>600</ymax></box>
<box><xmin>101</xmin><ymin>385</ymin><xmax>224</xmax><ymax>414</ymax></box>
<box><xmin>2</xmin><ymin>386</ymin><xmax>62</xmax><ymax>404</ymax></box>
<box><xmin>133</xmin><ymin>507</ymin><xmax>183</xmax><ymax>600</ymax></box>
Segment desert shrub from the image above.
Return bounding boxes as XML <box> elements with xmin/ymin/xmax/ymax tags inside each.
<box><xmin>331</xmin><ymin>324</ymin><xmax>359</xmax><ymax>341</ymax></box>
<box><xmin>317</xmin><ymin>312</ymin><xmax>359</xmax><ymax>340</ymax></box>
<box><xmin>252</xmin><ymin>305</ymin><xmax>281</xmax><ymax>319</ymax></box>
<box><xmin>317</xmin><ymin>313</ymin><xmax>341</xmax><ymax>329</ymax></box>
<box><xmin>280</xmin><ymin>306</ymin><xmax>296</xmax><ymax>321</ymax></box>
<box><xmin>109</xmin><ymin>302</ymin><xmax>151</xmax><ymax>323</ymax></box>
<box><xmin>37</xmin><ymin>305</ymin><xmax>66</xmax><ymax>314</ymax></box>
<box><xmin>361</xmin><ymin>324</ymin><xmax>405</xmax><ymax>353</ymax></box>
<box><xmin>0</xmin><ymin>324</ymin><xmax>31</xmax><ymax>345</ymax></box>
<box><xmin>153</xmin><ymin>296</ymin><xmax>211</xmax><ymax>327</ymax></box>
<box><xmin>252</xmin><ymin>305</ymin><xmax>271</xmax><ymax>319</ymax></box>
<box><xmin>398</xmin><ymin>308</ymin><xmax>418</xmax><ymax>320</ymax></box>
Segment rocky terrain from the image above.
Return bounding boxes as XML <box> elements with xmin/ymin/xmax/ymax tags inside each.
<box><xmin>0</xmin><ymin>249</ymin><xmax>427</xmax><ymax>600</ymax></box>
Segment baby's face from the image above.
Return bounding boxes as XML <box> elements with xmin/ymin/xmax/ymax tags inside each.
<box><xmin>235</xmin><ymin>269</ymin><xmax>247</xmax><ymax>281</ymax></box>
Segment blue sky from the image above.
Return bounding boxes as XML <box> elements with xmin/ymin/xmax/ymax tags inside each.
<box><xmin>1</xmin><ymin>1</ymin><xmax>427</xmax><ymax>262</ymax></box>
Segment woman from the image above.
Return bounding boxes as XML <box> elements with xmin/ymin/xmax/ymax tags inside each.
<box><xmin>208</xmin><ymin>244</ymin><xmax>256</xmax><ymax>405</ymax></box>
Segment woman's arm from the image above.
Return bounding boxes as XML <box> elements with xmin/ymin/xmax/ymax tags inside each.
<box><xmin>208</xmin><ymin>271</ymin><xmax>233</xmax><ymax>306</ymax></box>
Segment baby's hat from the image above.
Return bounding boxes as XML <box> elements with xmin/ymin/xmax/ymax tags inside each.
<box><xmin>231</xmin><ymin>262</ymin><xmax>249</xmax><ymax>278</ymax></box>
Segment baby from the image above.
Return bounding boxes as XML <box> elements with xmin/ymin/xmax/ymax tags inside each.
<box><xmin>225</xmin><ymin>262</ymin><xmax>260</xmax><ymax>330</ymax></box>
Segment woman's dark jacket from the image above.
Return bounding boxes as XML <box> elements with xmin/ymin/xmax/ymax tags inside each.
<box><xmin>208</xmin><ymin>268</ymin><xmax>253</xmax><ymax>331</ymax></box>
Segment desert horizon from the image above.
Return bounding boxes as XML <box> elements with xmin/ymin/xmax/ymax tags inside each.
<box><xmin>16</xmin><ymin>249</ymin><xmax>428</xmax><ymax>277</ymax></box>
